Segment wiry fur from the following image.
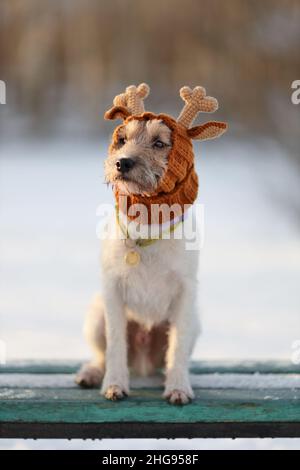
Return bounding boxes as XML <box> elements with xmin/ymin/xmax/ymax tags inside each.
<box><xmin>76</xmin><ymin>119</ymin><xmax>200</xmax><ymax>405</ymax></box>
<box><xmin>104</xmin><ymin>119</ymin><xmax>172</xmax><ymax>195</ymax></box>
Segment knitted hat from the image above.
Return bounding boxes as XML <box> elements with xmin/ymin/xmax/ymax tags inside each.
<box><xmin>105</xmin><ymin>84</ymin><xmax>227</xmax><ymax>224</ymax></box>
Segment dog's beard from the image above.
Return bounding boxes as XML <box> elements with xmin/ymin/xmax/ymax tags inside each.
<box><xmin>107</xmin><ymin>169</ymin><xmax>161</xmax><ymax>196</ymax></box>
<box><xmin>114</xmin><ymin>177</ymin><xmax>148</xmax><ymax>196</ymax></box>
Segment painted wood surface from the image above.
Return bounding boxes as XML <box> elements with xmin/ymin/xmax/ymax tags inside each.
<box><xmin>1</xmin><ymin>372</ymin><xmax>300</xmax><ymax>389</ymax></box>
<box><xmin>1</xmin><ymin>361</ymin><xmax>300</xmax><ymax>438</ymax></box>
<box><xmin>1</xmin><ymin>360</ymin><xmax>300</xmax><ymax>375</ymax></box>
<box><xmin>1</xmin><ymin>387</ymin><xmax>300</xmax><ymax>424</ymax></box>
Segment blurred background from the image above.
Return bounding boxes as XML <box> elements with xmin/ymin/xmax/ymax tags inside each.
<box><xmin>1</xmin><ymin>0</ymin><xmax>300</xmax><ymax>148</ymax></box>
<box><xmin>0</xmin><ymin>0</ymin><xmax>300</xmax><ymax>363</ymax></box>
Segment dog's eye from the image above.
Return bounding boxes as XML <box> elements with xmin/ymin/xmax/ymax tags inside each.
<box><xmin>118</xmin><ymin>137</ymin><xmax>126</xmax><ymax>146</ymax></box>
<box><xmin>153</xmin><ymin>140</ymin><xmax>165</xmax><ymax>149</ymax></box>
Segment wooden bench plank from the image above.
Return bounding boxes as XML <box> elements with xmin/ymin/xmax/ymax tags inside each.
<box><xmin>1</xmin><ymin>361</ymin><xmax>300</xmax><ymax>439</ymax></box>
<box><xmin>1</xmin><ymin>387</ymin><xmax>300</xmax><ymax>438</ymax></box>
<box><xmin>1</xmin><ymin>387</ymin><xmax>300</xmax><ymax>423</ymax></box>
<box><xmin>1</xmin><ymin>372</ymin><xmax>300</xmax><ymax>389</ymax></box>
<box><xmin>1</xmin><ymin>360</ymin><xmax>300</xmax><ymax>375</ymax></box>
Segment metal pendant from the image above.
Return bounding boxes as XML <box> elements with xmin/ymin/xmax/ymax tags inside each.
<box><xmin>124</xmin><ymin>250</ymin><xmax>141</xmax><ymax>267</ymax></box>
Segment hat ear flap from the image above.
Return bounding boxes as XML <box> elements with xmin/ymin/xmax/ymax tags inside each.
<box><xmin>188</xmin><ymin>121</ymin><xmax>227</xmax><ymax>141</ymax></box>
<box><xmin>104</xmin><ymin>106</ymin><xmax>130</xmax><ymax>121</ymax></box>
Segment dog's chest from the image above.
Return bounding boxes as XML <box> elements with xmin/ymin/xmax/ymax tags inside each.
<box><xmin>102</xmin><ymin>237</ymin><xmax>185</xmax><ymax>325</ymax></box>
<box><xmin>123</xmin><ymin>246</ymin><xmax>180</xmax><ymax>321</ymax></box>
<box><xmin>101</xmin><ymin>216</ymin><xmax>198</xmax><ymax>326</ymax></box>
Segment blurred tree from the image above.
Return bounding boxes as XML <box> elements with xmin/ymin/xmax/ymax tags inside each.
<box><xmin>0</xmin><ymin>0</ymin><xmax>299</xmax><ymax>151</ymax></box>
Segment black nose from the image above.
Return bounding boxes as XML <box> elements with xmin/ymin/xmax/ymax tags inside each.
<box><xmin>116</xmin><ymin>158</ymin><xmax>135</xmax><ymax>173</ymax></box>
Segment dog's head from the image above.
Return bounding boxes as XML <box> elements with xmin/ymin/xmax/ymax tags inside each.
<box><xmin>104</xmin><ymin>115</ymin><xmax>172</xmax><ymax>196</ymax></box>
<box><xmin>104</xmin><ymin>84</ymin><xmax>227</xmax><ymax>197</ymax></box>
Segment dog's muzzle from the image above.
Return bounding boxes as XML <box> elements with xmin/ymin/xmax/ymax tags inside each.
<box><xmin>116</xmin><ymin>158</ymin><xmax>135</xmax><ymax>174</ymax></box>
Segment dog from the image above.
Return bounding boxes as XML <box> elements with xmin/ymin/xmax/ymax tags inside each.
<box><xmin>76</xmin><ymin>84</ymin><xmax>227</xmax><ymax>405</ymax></box>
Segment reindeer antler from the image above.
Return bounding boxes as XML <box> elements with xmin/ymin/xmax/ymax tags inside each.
<box><xmin>113</xmin><ymin>83</ymin><xmax>150</xmax><ymax>115</ymax></box>
<box><xmin>177</xmin><ymin>86</ymin><xmax>218</xmax><ymax>128</ymax></box>
<box><xmin>105</xmin><ymin>83</ymin><xmax>150</xmax><ymax>120</ymax></box>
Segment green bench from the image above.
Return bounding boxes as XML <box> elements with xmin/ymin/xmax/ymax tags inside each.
<box><xmin>1</xmin><ymin>361</ymin><xmax>300</xmax><ymax>439</ymax></box>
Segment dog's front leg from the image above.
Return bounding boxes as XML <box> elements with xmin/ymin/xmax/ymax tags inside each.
<box><xmin>101</xmin><ymin>282</ymin><xmax>129</xmax><ymax>401</ymax></box>
<box><xmin>164</xmin><ymin>286</ymin><xmax>198</xmax><ymax>405</ymax></box>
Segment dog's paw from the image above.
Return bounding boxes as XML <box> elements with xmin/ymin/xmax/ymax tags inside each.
<box><xmin>101</xmin><ymin>370</ymin><xmax>129</xmax><ymax>400</ymax></box>
<box><xmin>103</xmin><ymin>384</ymin><xmax>128</xmax><ymax>401</ymax></box>
<box><xmin>163</xmin><ymin>388</ymin><xmax>193</xmax><ymax>405</ymax></box>
<box><xmin>75</xmin><ymin>364</ymin><xmax>104</xmax><ymax>389</ymax></box>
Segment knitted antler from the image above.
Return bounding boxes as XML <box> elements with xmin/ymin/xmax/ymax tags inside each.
<box><xmin>177</xmin><ymin>86</ymin><xmax>218</xmax><ymax>128</ymax></box>
<box><xmin>105</xmin><ymin>83</ymin><xmax>150</xmax><ymax>120</ymax></box>
<box><xmin>104</xmin><ymin>82</ymin><xmax>227</xmax><ymax>140</ymax></box>
<box><xmin>114</xmin><ymin>83</ymin><xmax>150</xmax><ymax>115</ymax></box>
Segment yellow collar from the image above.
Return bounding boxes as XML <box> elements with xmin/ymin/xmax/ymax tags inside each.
<box><xmin>115</xmin><ymin>207</ymin><xmax>184</xmax><ymax>247</ymax></box>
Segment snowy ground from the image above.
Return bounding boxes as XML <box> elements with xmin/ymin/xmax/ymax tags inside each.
<box><xmin>0</xmin><ymin>136</ymin><xmax>300</xmax><ymax>449</ymax></box>
<box><xmin>1</xmin><ymin>438</ymin><xmax>300</xmax><ymax>451</ymax></box>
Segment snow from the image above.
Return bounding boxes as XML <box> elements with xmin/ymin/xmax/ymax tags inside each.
<box><xmin>1</xmin><ymin>137</ymin><xmax>299</xmax><ymax>361</ymax></box>
<box><xmin>0</xmin><ymin>136</ymin><xmax>300</xmax><ymax>449</ymax></box>
<box><xmin>1</xmin><ymin>438</ymin><xmax>300</xmax><ymax>451</ymax></box>
<box><xmin>1</xmin><ymin>372</ymin><xmax>300</xmax><ymax>389</ymax></box>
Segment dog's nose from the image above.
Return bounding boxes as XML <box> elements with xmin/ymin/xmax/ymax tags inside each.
<box><xmin>116</xmin><ymin>158</ymin><xmax>135</xmax><ymax>173</ymax></box>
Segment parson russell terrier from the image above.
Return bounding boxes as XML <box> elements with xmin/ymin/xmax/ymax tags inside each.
<box><xmin>76</xmin><ymin>84</ymin><xmax>227</xmax><ymax>405</ymax></box>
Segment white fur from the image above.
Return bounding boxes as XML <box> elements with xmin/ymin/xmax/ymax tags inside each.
<box><xmin>77</xmin><ymin>215</ymin><xmax>200</xmax><ymax>404</ymax></box>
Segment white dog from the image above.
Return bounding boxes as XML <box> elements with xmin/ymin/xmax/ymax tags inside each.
<box><xmin>76</xmin><ymin>84</ymin><xmax>227</xmax><ymax>405</ymax></box>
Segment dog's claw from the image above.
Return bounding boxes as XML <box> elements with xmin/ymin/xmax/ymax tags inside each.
<box><xmin>165</xmin><ymin>389</ymin><xmax>192</xmax><ymax>406</ymax></box>
<box><xmin>104</xmin><ymin>385</ymin><xmax>128</xmax><ymax>401</ymax></box>
<box><xmin>75</xmin><ymin>364</ymin><xmax>104</xmax><ymax>389</ymax></box>
<box><xmin>76</xmin><ymin>378</ymin><xmax>91</xmax><ymax>389</ymax></box>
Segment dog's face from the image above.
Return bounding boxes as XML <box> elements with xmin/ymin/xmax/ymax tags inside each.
<box><xmin>104</xmin><ymin>118</ymin><xmax>172</xmax><ymax>195</ymax></box>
